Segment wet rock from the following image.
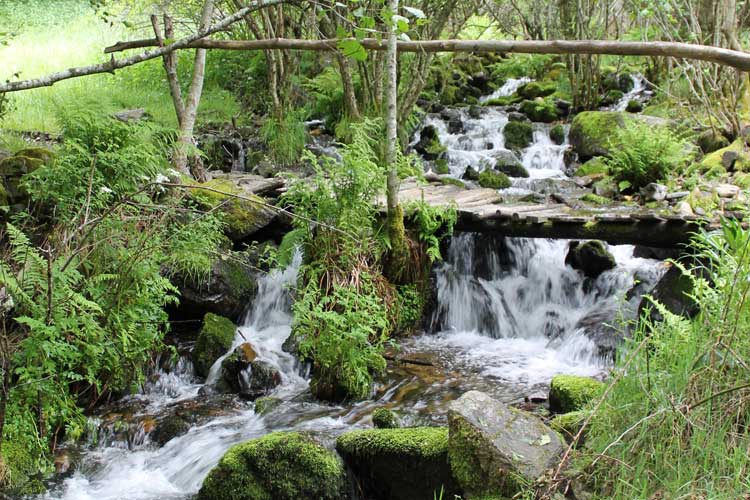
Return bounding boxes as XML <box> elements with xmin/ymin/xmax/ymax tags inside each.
<box><xmin>573</xmin><ymin>303</ymin><xmax>621</xmax><ymax>359</ymax></box>
<box><xmin>565</xmin><ymin>241</ymin><xmax>616</xmax><ymax>279</ymax></box>
<box><xmin>171</xmin><ymin>249</ymin><xmax>260</xmax><ymax>321</ymax></box>
<box><xmin>527</xmin><ymin>392</ymin><xmax>548</xmax><ymax>403</ymax></box>
<box><xmin>569</xmin><ymin>111</ymin><xmax>669</xmax><ymax>161</ymax></box>
<box><xmin>448</xmin><ymin>391</ymin><xmax>564</xmax><ymax>498</ymax></box>
<box><xmin>198</xmin><ymin>432</ymin><xmax>346</xmax><ymax>500</ymax></box>
<box><xmin>462</xmin><ymin>165</ymin><xmax>480</xmax><ymax>181</ymax></box>
<box><xmin>549</xmin><ymin>375</ymin><xmax>604</xmax><ymax>413</ymax></box>
<box><xmin>555</xmin><ymin>99</ymin><xmax>572</xmax><ymax>117</ymax></box>
<box><xmin>503</xmin><ymin>120</ymin><xmax>533</xmax><ymax>151</ymax></box>
<box><xmin>519</xmin><ymin>98</ymin><xmax>559</xmax><ymax>123</ymax></box>
<box><xmin>151</xmin><ymin>415</ymin><xmax>191</xmax><ymax>446</ymax></box>
<box><xmin>336</xmin><ymin>427</ymin><xmax>457</xmax><ymax>500</ymax></box>
<box><xmin>193</xmin><ymin>313</ymin><xmax>236</xmax><ymax>378</ymax></box>
<box><xmin>221</xmin><ymin>344</ymin><xmax>281</xmax><ymax>399</ymax></box>
<box><xmin>254</xmin><ymin>396</ymin><xmax>282</xmax><ymax>416</ymax></box>
<box><xmin>550</xmin><ymin>124</ymin><xmax>565</xmax><ymax>145</ymax></box>
<box><xmin>641</xmin><ymin>182</ymin><xmax>667</xmax><ymax>202</ymax></box>
<box><xmin>468</xmin><ymin>105</ymin><xmax>483</xmax><ymax>119</ymax></box>
<box><xmin>494</xmin><ymin>150</ymin><xmax>528</xmax><ymax>178</ymax></box>
<box><xmin>638</xmin><ymin>263</ymin><xmax>700</xmax><ymax>323</ymax></box>
<box><xmin>507</xmin><ymin>111</ymin><xmax>528</xmax><ymax>122</ymax></box>
<box><xmin>414</xmin><ymin>125</ymin><xmax>446</xmax><ymax>161</ymax></box>
<box><xmin>698</xmin><ymin>129</ymin><xmax>730</xmax><ymax>154</ymax></box>
<box><xmin>447</xmin><ymin>118</ymin><xmax>464</xmax><ymax>135</ymax></box>
<box><xmin>633</xmin><ymin>246</ymin><xmax>678</xmax><ymax>260</ymax></box>
<box><xmin>372</xmin><ymin>408</ymin><xmax>400</xmax><ymax>429</ymax></box>
<box><xmin>625</xmin><ymin>100</ymin><xmax>643</xmax><ymax>113</ymax></box>
<box><xmin>439</xmin><ymin>108</ymin><xmax>461</xmax><ymax>122</ymax></box>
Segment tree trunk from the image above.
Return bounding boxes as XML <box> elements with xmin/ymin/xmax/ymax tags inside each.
<box><xmin>152</xmin><ymin>15</ymin><xmax>185</xmax><ymax>128</ymax></box>
<box><xmin>337</xmin><ymin>54</ymin><xmax>361</xmax><ymax>119</ymax></box>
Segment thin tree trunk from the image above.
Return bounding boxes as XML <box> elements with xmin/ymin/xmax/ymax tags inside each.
<box><xmin>385</xmin><ymin>0</ymin><xmax>399</xmax><ymax>214</ymax></box>
<box><xmin>152</xmin><ymin>15</ymin><xmax>185</xmax><ymax>128</ymax></box>
<box><xmin>337</xmin><ymin>54</ymin><xmax>361</xmax><ymax>119</ymax></box>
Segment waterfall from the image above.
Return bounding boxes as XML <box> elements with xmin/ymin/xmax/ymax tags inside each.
<box><xmin>613</xmin><ymin>73</ymin><xmax>652</xmax><ymax>111</ymax></box>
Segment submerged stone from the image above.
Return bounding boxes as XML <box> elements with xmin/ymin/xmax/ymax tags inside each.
<box><xmin>494</xmin><ymin>150</ymin><xmax>528</xmax><ymax>178</ymax></box>
<box><xmin>336</xmin><ymin>427</ymin><xmax>457</xmax><ymax>500</ymax></box>
<box><xmin>198</xmin><ymin>432</ymin><xmax>346</xmax><ymax>500</ymax></box>
<box><xmin>448</xmin><ymin>391</ymin><xmax>564</xmax><ymax>498</ymax></box>
<box><xmin>548</xmin><ymin>375</ymin><xmax>604</xmax><ymax>413</ymax></box>
<box><xmin>193</xmin><ymin>313</ymin><xmax>236</xmax><ymax>378</ymax></box>
<box><xmin>221</xmin><ymin>344</ymin><xmax>281</xmax><ymax>399</ymax></box>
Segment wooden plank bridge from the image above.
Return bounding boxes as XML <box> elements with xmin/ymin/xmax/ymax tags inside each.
<box><xmin>213</xmin><ymin>172</ymin><xmax>715</xmax><ymax>248</ymax></box>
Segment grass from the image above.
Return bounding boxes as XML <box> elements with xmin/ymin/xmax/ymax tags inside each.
<box><xmin>0</xmin><ymin>0</ymin><xmax>239</xmax><ymax>136</ymax></box>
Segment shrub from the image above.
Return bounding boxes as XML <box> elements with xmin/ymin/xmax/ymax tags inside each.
<box><xmin>605</xmin><ymin>121</ymin><xmax>694</xmax><ymax>191</ymax></box>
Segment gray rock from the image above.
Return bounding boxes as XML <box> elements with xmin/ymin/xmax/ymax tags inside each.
<box><xmin>221</xmin><ymin>344</ymin><xmax>282</xmax><ymax>399</ymax></box>
<box><xmin>638</xmin><ymin>262</ymin><xmax>701</xmax><ymax>323</ymax></box>
<box><xmin>507</xmin><ymin>111</ymin><xmax>529</xmax><ymax>122</ymax></box>
<box><xmin>462</xmin><ymin>165</ymin><xmax>480</xmax><ymax>181</ymax></box>
<box><xmin>494</xmin><ymin>150</ymin><xmax>529</xmax><ymax>178</ymax></box>
<box><xmin>665</xmin><ymin>191</ymin><xmax>690</xmax><ymax>201</ymax></box>
<box><xmin>641</xmin><ymin>183</ymin><xmax>667</xmax><ymax>202</ymax></box>
<box><xmin>114</xmin><ymin>108</ymin><xmax>146</xmax><ymax>122</ymax></box>
<box><xmin>565</xmin><ymin>241</ymin><xmax>616</xmax><ymax>279</ymax></box>
<box><xmin>714</xmin><ymin>183</ymin><xmax>740</xmax><ymax>198</ymax></box>
<box><xmin>676</xmin><ymin>201</ymin><xmax>694</xmax><ymax>217</ymax></box>
<box><xmin>448</xmin><ymin>391</ymin><xmax>565</xmax><ymax>498</ymax></box>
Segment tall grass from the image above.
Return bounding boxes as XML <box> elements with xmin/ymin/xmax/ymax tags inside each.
<box><xmin>578</xmin><ymin>219</ymin><xmax>750</xmax><ymax>498</ymax></box>
<box><xmin>0</xmin><ymin>0</ymin><xmax>239</xmax><ymax>134</ymax></box>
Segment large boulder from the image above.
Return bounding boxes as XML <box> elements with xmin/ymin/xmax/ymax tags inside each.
<box><xmin>503</xmin><ymin>120</ymin><xmax>533</xmax><ymax>151</ymax></box>
<box><xmin>569</xmin><ymin>111</ymin><xmax>670</xmax><ymax>161</ymax></box>
<box><xmin>565</xmin><ymin>241</ymin><xmax>616</xmax><ymax>279</ymax></box>
<box><xmin>573</xmin><ymin>304</ymin><xmax>621</xmax><ymax>360</ymax></box>
<box><xmin>517</xmin><ymin>81</ymin><xmax>557</xmax><ymax>100</ymax></box>
<box><xmin>198</xmin><ymin>432</ymin><xmax>346</xmax><ymax>500</ymax></box>
<box><xmin>220</xmin><ymin>343</ymin><xmax>282</xmax><ymax>399</ymax></box>
<box><xmin>478</xmin><ymin>170</ymin><xmax>511</xmax><ymax>189</ymax></box>
<box><xmin>189</xmin><ymin>178</ymin><xmax>276</xmax><ymax>242</ymax></box>
<box><xmin>172</xmin><ymin>250</ymin><xmax>260</xmax><ymax>320</ymax></box>
<box><xmin>637</xmin><ymin>262</ymin><xmax>700</xmax><ymax>323</ymax></box>
<box><xmin>448</xmin><ymin>391</ymin><xmax>565</xmax><ymax>498</ymax></box>
<box><xmin>336</xmin><ymin>427</ymin><xmax>458</xmax><ymax>500</ymax></box>
<box><xmin>519</xmin><ymin>99</ymin><xmax>559</xmax><ymax>123</ymax></box>
<box><xmin>494</xmin><ymin>150</ymin><xmax>528</xmax><ymax>178</ymax></box>
<box><xmin>548</xmin><ymin>375</ymin><xmax>604</xmax><ymax>413</ymax></box>
<box><xmin>193</xmin><ymin>313</ymin><xmax>236</xmax><ymax>377</ymax></box>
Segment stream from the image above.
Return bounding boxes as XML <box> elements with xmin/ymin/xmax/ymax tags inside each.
<box><xmin>37</xmin><ymin>82</ymin><xmax>666</xmax><ymax>500</ymax></box>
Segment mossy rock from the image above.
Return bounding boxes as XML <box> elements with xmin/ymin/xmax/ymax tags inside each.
<box><xmin>14</xmin><ymin>147</ymin><xmax>55</xmax><ymax>164</ymax></box>
<box><xmin>197</xmin><ymin>432</ymin><xmax>346</xmax><ymax>500</ymax></box>
<box><xmin>548</xmin><ymin>375</ymin><xmax>604</xmax><ymax>413</ymax></box>
<box><xmin>189</xmin><ymin>179</ymin><xmax>276</xmax><ymax>242</ymax></box>
<box><xmin>550</xmin><ymin>410</ymin><xmax>589</xmax><ymax>444</ymax></box>
<box><xmin>516</xmin><ymin>81</ymin><xmax>557</xmax><ymax>100</ymax></box>
<box><xmin>193</xmin><ymin>313</ymin><xmax>236</xmax><ymax>377</ymax></box>
<box><xmin>564</xmin><ymin>240</ymin><xmax>616</xmax><ymax>279</ymax></box>
<box><xmin>0</xmin><ymin>440</ymin><xmax>46</xmax><ymax>496</ymax></box>
<box><xmin>478</xmin><ymin>170</ymin><xmax>511</xmax><ymax>189</ymax></box>
<box><xmin>519</xmin><ymin>99</ymin><xmax>559</xmax><ymax>123</ymax></box>
<box><xmin>434</xmin><ymin>158</ymin><xmax>450</xmax><ymax>175</ymax></box>
<box><xmin>336</xmin><ymin>427</ymin><xmax>458</xmax><ymax>500</ymax></box>
<box><xmin>625</xmin><ymin>100</ymin><xmax>643</xmax><ymax>113</ymax></box>
<box><xmin>0</xmin><ymin>155</ymin><xmax>43</xmax><ymax>177</ymax></box>
<box><xmin>483</xmin><ymin>95</ymin><xmax>522</xmax><ymax>107</ymax></box>
<box><xmin>550</xmin><ymin>124</ymin><xmax>565</xmax><ymax>145</ymax></box>
<box><xmin>254</xmin><ymin>396</ymin><xmax>282</xmax><ymax>416</ymax></box>
<box><xmin>697</xmin><ymin>129</ymin><xmax>730</xmax><ymax>154</ymax></box>
<box><xmin>575</xmin><ymin>157</ymin><xmax>609</xmax><ymax>177</ymax></box>
<box><xmin>440</xmin><ymin>177</ymin><xmax>466</xmax><ymax>188</ymax></box>
<box><xmin>570</xmin><ymin>111</ymin><xmax>673</xmax><ymax>161</ymax></box>
<box><xmin>503</xmin><ymin>121</ymin><xmax>533</xmax><ymax>151</ymax></box>
<box><xmin>0</xmin><ymin>182</ymin><xmax>8</xmax><ymax>207</ymax></box>
<box><xmin>580</xmin><ymin>193</ymin><xmax>610</xmax><ymax>205</ymax></box>
<box><xmin>699</xmin><ymin>139</ymin><xmax>750</xmax><ymax>174</ymax></box>
<box><xmin>372</xmin><ymin>408</ymin><xmax>400</xmax><ymax>429</ymax></box>
<box><xmin>599</xmin><ymin>89</ymin><xmax>624</xmax><ymax>107</ymax></box>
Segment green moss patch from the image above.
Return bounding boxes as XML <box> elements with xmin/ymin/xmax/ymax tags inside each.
<box><xmin>503</xmin><ymin>121</ymin><xmax>533</xmax><ymax>151</ymax></box>
<box><xmin>372</xmin><ymin>408</ymin><xmax>400</xmax><ymax>429</ymax></box>
<box><xmin>197</xmin><ymin>432</ymin><xmax>345</xmax><ymax>500</ymax></box>
<box><xmin>193</xmin><ymin>312</ymin><xmax>236</xmax><ymax>377</ymax></box>
<box><xmin>0</xmin><ymin>440</ymin><xmax>46</xmax><ymax>496</ymax></box>
<box><xmin>575</xmin><ymin>157</ymin><xmax>609</xmax><ymax>177</ymax></box>
<box><xmin>519</xmin><ymin>99</ymin><xmax>558</xmax><ymax>123</ymax></box>
<box><xmin>478</xmin><ymin>170</ymin><xmax>511</xmax><ymax>189</ymax></box>
<box><xmin>549</xmin><ymin>375</ymin><xmax>605</xmax><ymax>413</ymax></box>
<box><xmin>336</xmin><ymin>427</ymin><xmax>458</xmax><ymax>500</ymax></box>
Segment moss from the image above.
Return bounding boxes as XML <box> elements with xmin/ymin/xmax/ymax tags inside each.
<box><xmin>372</xmin><ymin>408</ymin><xmax>400</xmax><ymax>429</ymax></box>
<box><xmin>503</xmin><ymin>121</ymin><xmax>533</xmax><ymax>151</ymax></box>
<box><xmin>434</xmin><ymin>158</ymin><xmax>450</xmax><ymax>175</ymax></box>
<box><xmin>193</xmin><ymin>313</ymin><xmax>236</xmax><ymax>377</ymax></box>
<box><xmin>599</xmin><ymin>89</ymin><xmax>624</xmax><ymax>107</ymax></box>
<box><xmin>575</xmin><ymin>157</ymin><xmax>609</xmax><ymax>177</ymax></box>
<box><xmin>14</xmin><ymin>147</ymin><xmax>55</xmax><ymax>164</ymax></box>
<box><xmin>625</xmin><ymin>100</ymin><xmax>643</xmax><ymax>113</ymax></box>
<box><xmin>0</xmin><ymin>182</ymin><xmax>8</xmax><ymax>206</ymax></box>
<box><xmin>699</xmin><ymin>139</ymin><xmax>749</xmax><ymax>174</ymax></box>
<box><xmin>478</xmin><ymin>170</ymin><xmax>511</xmax><ymax>189</ymax></box>
<box><xmin>519</xmin><ymin>99</ymin><xmax>558</xmax><ymax>123</ymax></box>
<box><xmin>516</xmin><ymin>81</ymin><xmax>557</xmax><ymax>99</ymax></box>
<box><xmin>197</xmin><ymin>432</ymin><xmax>345</xmax><ymax>500</ymax></box>
<box><xmin>483</xmin><ymin>95</ymin><xmax>522</xmax><ymax>107</ymax></box>
<box><xmin>0</xmin><ymin>155</ymin><xmax>43</xmax><ymax>176</ymax></box>
<box><xmin>734</xmin><ymin>173</ymin><xmax>750</xmax><ymax>189</ymax></box>
<box><xmin>440</xmin><ymin>177</ymin><xmax>466</xmax><ymax>188</ymax></box>
<box><xmin>550</xmin><ymin>124</ymin><xmax>565</xmax><ymax>145</ymax></box>
<box><xmin>581</xmin><ymin>193</ymin><xmax>610</xmax><ymax>205</ymax></box>
<box><xmin>254</xmin><ymin>396</ymin><xmax>282</xmax><ymax>416</ymax></box>
<box><xmin>550</xmin><ymin>410</ymin><xmax>588</xmax><ymax>443</ymax></box>
<box><xmin>189</xmin><ymin>178</ymin><xmax>272</xmax><ymax>241</ymax></box>
<box><xmin>548</xmin><ymin>375</ymin><xmax>605</xmax><ymax>413</ymax></box>
<box><xmin>336</xmin><ymin>427</ymin><xmax>457</xmax><ymax>500</ymax></box>
<box><xmin>0</xmin><ymin>440</ymin><xmax>46</xmax><ymax>495</ymax></box>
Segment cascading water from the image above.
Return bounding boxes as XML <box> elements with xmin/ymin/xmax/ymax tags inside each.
<box><xmin>612</xmin><ymin>73</ymin><xmax>652</xmax><ymax>111</ymax></box>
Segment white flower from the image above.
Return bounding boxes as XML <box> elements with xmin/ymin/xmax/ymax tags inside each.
<box><xmin>100</xmin><ymin>186</ymin><xmax>113</xmax><ymax>194</ymax></box>
<box><xmin>154</xmin><ymin>173</ymin><xmax>170</xmax><ymax>184</ymax></box>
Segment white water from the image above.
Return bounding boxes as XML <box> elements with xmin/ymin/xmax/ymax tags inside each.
<box><xmin>612</xmin><ymin>73</ymin><xmax>652</xmax><ymax>111</ymax></box>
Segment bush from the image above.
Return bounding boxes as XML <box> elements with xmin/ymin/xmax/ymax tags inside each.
<box><xmin>605</xmin><ymin>121</ymin><xmax>694</xmax><ymax>191</ymax></box>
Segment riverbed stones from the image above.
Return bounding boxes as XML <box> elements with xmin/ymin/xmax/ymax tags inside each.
<box><xmin>565</xmin><ymin>241</ymin><xmax>616</xmax><ymax>279</ymax></box>
<box><xmin>198</xmin><ymin>432</ymin><xmax>346</xmax><ymax>500</ymax></box>
<box><xmin>448</xmin><ymin>391</ymin><xmax>564</xmax><ymax>498</ymax></box>
<box><xmin>193</xmin><ymin>313</ymin><xmax>236</xmax><ymax>378</ymax></box>
<box><xmin>548</xmin><ymin>375</ymin><xmax>604</xmax><ymax>413</ymax></box>
<box><xmin>336</xmin><ymin>427</ymin><xmax>458</xmax><ymax>500</ymax></box>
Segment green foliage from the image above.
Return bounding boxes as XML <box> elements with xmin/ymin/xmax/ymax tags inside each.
<box><xmin>404</xmin><ymin>201</ymin><xmax>457</xmax><ymax>263</ymax></box>
<box><xmin>304</xmin><ymin>66</ymin><xmax>347</xmax><ymax>125</ymax></box>
<box><xmin>605</xmin><ymin>121</ymin><xmax>694</xmax><ymax>191</ymax></box>
<box><xmin>372</xmin><ymin>407</ymin><xmax>400</xmax><ymax>429</ymax></box>
<box><xmin>582</xmin><ymin>219</ymin><xmax>750</xmax><ymax>498</ymax></box>
<box><xmin>193</xmin><ymin>313</ymin><xmax>236</xmax><ymax>378</ymax></box>
<box><xmin>261</xmin><ymin>109</ymin><xmax>307</xmax><ymax>166</ymax></box>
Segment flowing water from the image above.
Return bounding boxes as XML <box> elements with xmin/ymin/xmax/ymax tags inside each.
<box><xmin>36</xmin><ymin>83</ymin><xmax>667</xmax><ymax>499</ymax></box>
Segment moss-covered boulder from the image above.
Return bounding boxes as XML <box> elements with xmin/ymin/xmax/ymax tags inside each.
<box><xmin>625</xmin><ymin>99</ymin><xmax>643</xmax><ymax>113</ymax></box>
<box><xmin>574</xmin><ymin>157</ymin><xmax>609</xmax><ymax>178</ymax></box>
<box><xmin>336</xmin><ymin>427</ymin><xmax>458</xmax><ymax>500</ymax></box>
<box><xmin>0</xmin><ymin>440</ymin><xmax>46</xmax><ymax>496</ymax></box>
<box><xmin>254</xmin><ymin>396</ymin><xmax>282</xmax><ymax>415</ymax></box>
<box><xmin>193</xmin><ymin>313</ymin><xmax>236</xmax><ymax>377</ymax></box>
<box><xmin>699</xmin><ymin>139</ymin><xmax>750</xmax><ymax>174</ymax></box>
<box><xmin>599</xmin><ymin>89</ymin><xmax>624</xmax><ymax>107</ymax></box>
<box><xmin>0</xmin><ymin>182</ymin><xmax>8</xmax><ymax>207</ymax></box>
<box><xmin>494</xmin><ymin>151</ymin><xmax>528</xmax><ymax>178</ymax></box>
<box><xmin>503</xmin><ymin>121</ymin><xmax>533</xmax><ymax>151</ymax></box>
<box><xmin>372</xmin><ymin>407</ymin><xmax>400</xmax><ymax>429</ymax></box>
<box><xmin>221</xmin><ymin>344</ymin><xmax>281</xmax><ymax>399</ymax></box>
<box><xmin>14</xmin><ymin>147</ymin><xmax>55</xmax><ymax>164</ymax></box>
<box><xmin>697</xmin><ymin>129</ymin><xmax>730</xmax><ymax>154</ymax></box>
<box><xmin>564</xmin><ymin>240</ymin><xmax>616</xmax><ymax>279</ymax></box>
<box><xmin>548</xmin><ymin>375</ymin><xmax>604</xmax><ymax>413</ymax></box>
<box><xmin>478</xmin><ymin>170</ymin><xmax>511</xmax><ymax>189</ymax></box>
<box><xmin>550</xmin><ymin>410</ymin><xmax>589</xmax><ymax>444</ymax></box>
<box><xmin>516</xmin><ymin>81</ymin><xmax>557</xmax><ymax>100</ymax></box>
<box><xmin>172</xmin><ymin>249</ymin><xmax>260</xmax><ymax>321</ymax></box>
<box><xmin>414</xmin><ymin>124</ymin><xmax>447</xmax><ymax>161</ymax></box>
<box><xmin>448</xmin><ymin>391</ymin><xmax>564</xmax><ymax>498</ymax></box>
<box><xmin>550</xmin><ymin>124</ymin><xmax>565</xmax><ymax>145</ymax></box>
<box><xmin>519</xmin><ymin>99</ymin><xmax>559</xmax><ymax>123</ymax></box>
<box><xmin>198</xmin><ymin>432</ymin><xmax>346</xmax><ymax>500</ymax></box>
<box><xmin>189</xmin><ymin>178</ymin><xmax>276</xmax><ymax>242</ymax></box>
<box><xmin>569</xmin><ymin>111</ymin><xmax>670</xmax><ymax>161</ymax></box>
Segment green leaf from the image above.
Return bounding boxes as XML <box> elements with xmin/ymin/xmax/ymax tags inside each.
<box><xmin>338</xmin><ymin>39</ymin><xmax>368</xmax><ymax>62</ymax></box>
<box><xmin>618</xmin><ymin>179</ymin><xmax>632</xmax><ymax>191</ymax></box>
